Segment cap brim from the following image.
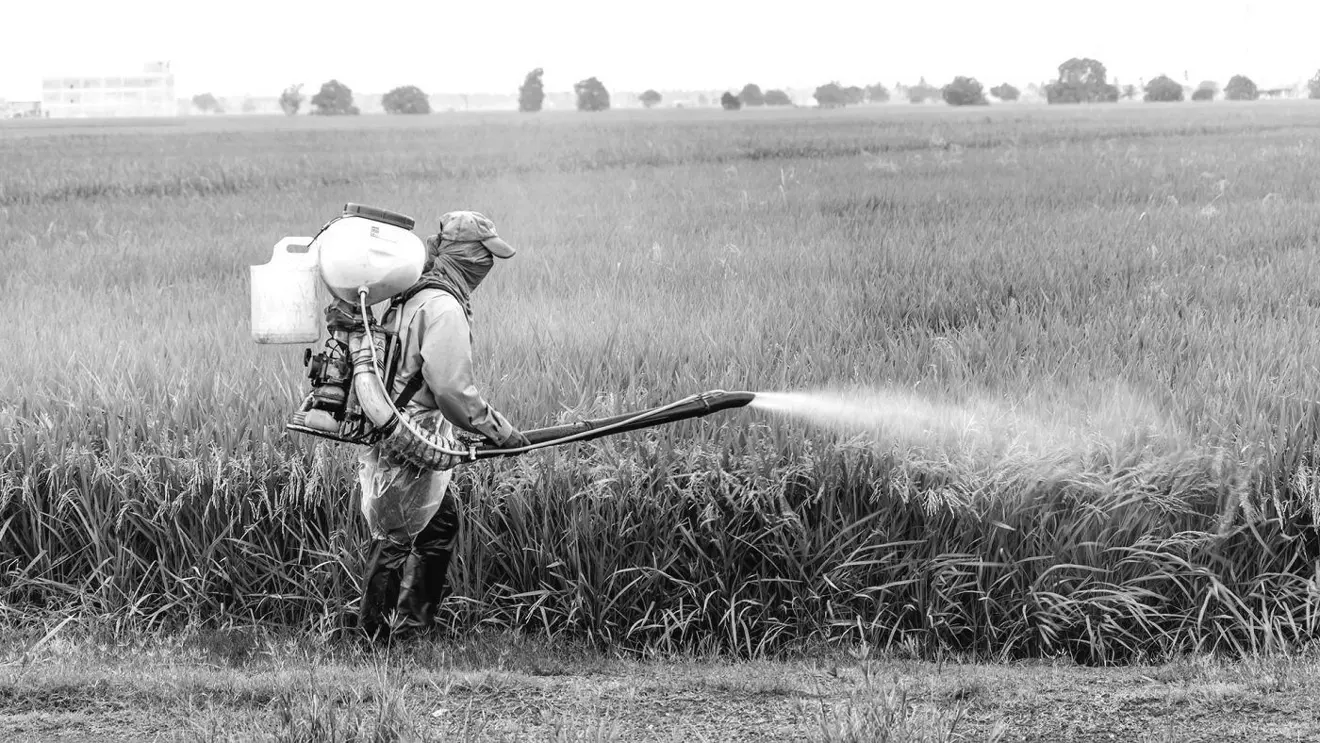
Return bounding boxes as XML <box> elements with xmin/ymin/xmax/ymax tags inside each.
<box><xmin>482</xmin><ymin>236</ymin><xmax>516</xmax><ymax>258</ymax></box>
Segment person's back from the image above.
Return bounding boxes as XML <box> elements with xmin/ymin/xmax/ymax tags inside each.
<box><xmin>390</xmin><ymin>288</ymin><xmax>515</xmax><ymax>440</ymax></box>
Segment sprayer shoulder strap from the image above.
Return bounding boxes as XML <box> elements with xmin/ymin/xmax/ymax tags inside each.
<box><xmin>393</xmin><ymin>373</ymin><xmax>427</xmax><ymax>409</ymax></box>
<box><xmin>386</xmin><ymin>290</ymin><xmax>444</xmax><ymax>410</ymax></box>
<box><xmin>381</xmin><ymin>300</ymin><xmax>407</xmax><ymax>401</ymax></box>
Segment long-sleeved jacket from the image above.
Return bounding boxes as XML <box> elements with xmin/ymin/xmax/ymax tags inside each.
<box><xmin>386</xmin><ymin>288</ymin><xmax>514</xmax><ymax>444</ymax></box>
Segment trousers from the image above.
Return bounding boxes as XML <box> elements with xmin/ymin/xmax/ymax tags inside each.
<box><xmin>359</xmin><ymin>491</ymin><xmax>460</xmax><ymax>640</ymax></box>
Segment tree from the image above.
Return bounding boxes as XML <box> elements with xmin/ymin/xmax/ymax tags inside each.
<box><xmin>1191</xmin><ymin>81</ymin><xmax>1217</xmax><ymax>102</ymax></box>
<box><xmin>1309</xmin><ymin>70</ymin><xmax>1320</xmax><ymax>100</ymax></box>
<box><xmin>738</xmin><ymin>83</ymin><xmax>765</xmax><ymax>106</ymax></box>
<box><xmin>720</xmin><ymin>91</ymin><xmax>742</xmax><ymax>110</ymax></box>
<box><xmin>865</xmin><ymin>82</ymin><xmax>890</xmax><ymax>103</ymax></box>
<box><xmin>843</xmin><ymin>86</ymin><xmax>865</xmax><ymax>105</ymax></box>
<box><xmin>989</xmin><ymin>83</ymin><xmax>1019</xmax><ymax>101</ymax></box>
<box><xmin>813</xmin><ymin>82</ymin><xmax>848</xmax><ymax>107</ymax></box>
<box><xmin>764</xmin><ymin>89</ymin><xmax>793</xmax><ymax>106</ymax></box>
<box><xmin>1144</xmin><ymin>75</ymin><xmax>1184</xmax><ymax>102</ymax></box>
<box><xmin>1045</xmin><ymin>58</ymin><xmax>1119</xmax><ymax>103</ymax></box>
<box><xmin>519</xmin><ymin>68</ymin><xmax>545</xmax><ymax>112</ymax></box>
<box><xmin>241</xmin><ymin>97</ymin><xmax>257</xmax><ymax>114</ymax></box>
<box><xmin>942</xmin><ymin>77</ymin><xmax>988</xmax><ymax>106</ymax></box>
<box><xmin>279</xmin><ymin>84</ymin><xmax>304</xmax><ymax>116</ymax></box>
<box><xmin>1223</xmin><ymin>75</ymin><xmax>1259</xmax><ymax>101</ymax></box>
<box><xmin>1122</xmin><ymin>84</ymin><xmax>1139</xmax><ymax>100</ymax></box>
<box><xmin>382</xmin><ymin>85</ymin><xmax>431</xmax><ymax>114</ymax></box>
<box><xmin>574</xmin><ymin>77</ymin><xmax>610</xmax><ymax>111</ymax></box>
<box><xmin>907</xmin><ymin>78</ymin><xmax>939</xmax><ymax>103</ymax></box>
<box><xmin>311</xmin><ymin>79</ymin><xmax>359</xmax><ymax>115</ymax></box>
<box><xmin>191</xmin><ymin>93</ymin><xmax>222</xmax><ymax>114</ymax></box>
<box><xmin>697</xmin><ymin>93</ymin><xmax>709</xmax><ymax>106</ymax></box>
<box><xmin>639</xmin><ymin>89</ymin><xmax>662</xmax><ymax>108</ymax></box>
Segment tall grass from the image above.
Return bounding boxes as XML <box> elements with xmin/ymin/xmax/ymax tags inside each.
<box><xmin>3</xmin><ymin>105</ymin><xmax>1320</xmax><ymax>661</ymax></box>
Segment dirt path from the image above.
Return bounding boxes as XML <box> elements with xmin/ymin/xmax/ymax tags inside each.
<box><xmin>3</xmin><ymin>631</ymin><xmax>1319</xmax><ymax>741</ymax></box>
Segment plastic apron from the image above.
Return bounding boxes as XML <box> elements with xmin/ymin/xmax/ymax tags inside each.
<box><xmin>356</xmin><ymin>293</ymin><xmax>456</xmax><ymax>546</ymax></box>
<box><xmin>357</xmin><ymin>431</ymin><xmax>454</xmax><ymax>545</ymax></box>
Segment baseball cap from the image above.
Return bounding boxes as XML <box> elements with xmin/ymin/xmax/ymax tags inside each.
<box><xmin>438</xmin><ymin>211</ymin><xmax>516</xmax><ymax>258</ymax></box>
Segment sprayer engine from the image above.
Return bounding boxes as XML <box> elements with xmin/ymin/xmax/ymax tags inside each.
<box><xmin>289</xmin><ymin>325</ymin><xmax>378</xmax><ymax>445</ymax></box>
<box><xmin>300</xmin><ymin>338</ymin><xmax>352</xmax><ymax>426</ymax></box>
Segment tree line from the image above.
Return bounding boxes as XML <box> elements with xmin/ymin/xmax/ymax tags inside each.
<box><xmin>188</xmin><ymin>63</ymin><xmax>1320</xmax><ymax>116</ymax></box>
<box><xmin>1029</xmin><ymin>59</ymin><xmax>1267</xmax><ymax>104</ymax></box>
<box><xmin>803</xmin><ymin>61</ymin><xmax>1271</xmax><ymax>108</ymax></box>
<box><xmin>795</xmin><ymin>60</ymin><xmax>1310</xmax><ymax>108</ymax></box>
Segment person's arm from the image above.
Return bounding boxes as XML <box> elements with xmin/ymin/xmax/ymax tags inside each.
<box><xmin>415</xmin><ymin>299</ymin><xmax>521</xmax><ymax>444</ymax></box>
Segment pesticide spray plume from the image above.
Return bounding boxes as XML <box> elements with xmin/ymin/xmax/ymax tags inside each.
<box><xmin>748</xmin><ymin>386</ymin><xmax>1190</xmax><ymax>468</ymax></box>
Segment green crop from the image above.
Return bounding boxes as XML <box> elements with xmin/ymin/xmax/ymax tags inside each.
<box><xmin>2</xmin><ymin>105</ymin><xmax>1318</xmax><ymax>662</ymax></box>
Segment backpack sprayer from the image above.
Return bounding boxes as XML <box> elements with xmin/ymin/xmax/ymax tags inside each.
<box><xmin>250</xmin><ymin>204</ymin><xmax>754</xmax><ymax>470</ymax></box>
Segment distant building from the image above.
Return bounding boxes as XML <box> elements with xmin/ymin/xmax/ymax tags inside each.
<box><xmin>1260</xmin><ymin>85</ymin><xmax>1302</xmax><ymax>100</ymax></box>
<box><xmin>41</xmin><ymin>62</ymin><xmax>176</xmax><ymax>118</ymax></box>
<box><xmin>0</xmin><ymin>99</ymin><xmax>43</xmax><ymax>118</ymax></box>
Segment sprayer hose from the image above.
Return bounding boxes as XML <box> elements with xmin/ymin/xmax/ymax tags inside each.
<box><xmin>357</xmin><ymin>289</ymin><xmax>723</xmax><ymax>460</ymax></box>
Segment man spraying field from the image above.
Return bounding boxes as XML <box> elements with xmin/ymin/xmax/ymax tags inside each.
<box><xmin>251</xmin><ymin>203</ymin><xmax>755</xmax><ymax>644</ymax></box>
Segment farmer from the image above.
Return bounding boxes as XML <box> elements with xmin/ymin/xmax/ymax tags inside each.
<box><xmin>356</xmin><ymin>210</ymin><xmax>529</xmax><ymax>642</ymax></box>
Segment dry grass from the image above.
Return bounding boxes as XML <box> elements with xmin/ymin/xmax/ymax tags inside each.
<box><xmin>3</xmin><ymin>621</ymin><xmax>1318</xmax><ymax>741</ymax></box>
<box><xmin>2</xmin><ymin>104</ymin><xmax>1320</xmax><ymax>661</ymax></box>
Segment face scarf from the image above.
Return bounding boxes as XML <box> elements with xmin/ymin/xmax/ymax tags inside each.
<box><xmin>403</xmin><ymin>236</ymin><xmax>494</xmax><ymax>316</ymax></box>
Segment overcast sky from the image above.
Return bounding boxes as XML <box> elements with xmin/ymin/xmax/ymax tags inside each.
<box><xmin>2</xmin><ymin>0</ymin><xmax>1317</xmax><ymax>100</ymax></box>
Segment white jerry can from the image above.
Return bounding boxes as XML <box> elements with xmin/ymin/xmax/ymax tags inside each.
<box><xmin>250</xmin><ymin>236</ymin><xmax>321</xmax><ymax>344</ymax></box>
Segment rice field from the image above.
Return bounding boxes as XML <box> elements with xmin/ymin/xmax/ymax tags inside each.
<box><xmin>3</xmin><ymin>103</ymin><xmax>1320</xmax><ymax>663</ymax></box>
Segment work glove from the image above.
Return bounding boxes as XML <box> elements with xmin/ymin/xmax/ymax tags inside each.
<box><xmin>483</xmin><ymin>408</ymin><xmax>530</xmax><ymax>452</ymax></box>
<box><xmin>453</xmin><ymin>425</ymin><xmax>528</xmax><ymax>454</ymax></box>
<box><xmin>496</xmin><ymin>427</ymin><xmax>531</xmax><ymax>451</ymax></box>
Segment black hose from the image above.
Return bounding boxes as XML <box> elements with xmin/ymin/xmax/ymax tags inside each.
<box><xmin>464</xmin><ymin>390</ymin><xmax>755</xmax><ymax>461</ymax></box>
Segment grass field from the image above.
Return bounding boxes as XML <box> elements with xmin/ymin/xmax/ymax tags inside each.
<box><xmin>3</xmin><ymin>103</ymin><xmax>1320</xmax><ymax>677</ymax></box>
<box><xmin>5</xmin><ymin>622</ymin><xmax>1320</xmax><ymax>742</ymax></box>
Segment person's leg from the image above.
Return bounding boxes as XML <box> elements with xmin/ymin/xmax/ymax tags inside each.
<box><xmin>357</xmin><ymin>447</ymin><xmax>410</xmax><ymax>641</ymax></box>
<box><xmin>395</xmin><ymin>492</ymin><xmax>460</xmax><ymax>636</ymax></box>
<box><xmin>359</xmin><ymin>538</ymin><xmax>410</xmax><ymax>641</ymax></box>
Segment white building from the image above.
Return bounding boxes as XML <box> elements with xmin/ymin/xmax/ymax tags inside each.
<box><xmin>41</xmin><ymin>62</ymin><xmax>176</xmax><ymax>118</ymax></box>
<box><xmin>0</xmin><ymin>99</ymin><xmax>43</xmax><ymax>118</ymax></box>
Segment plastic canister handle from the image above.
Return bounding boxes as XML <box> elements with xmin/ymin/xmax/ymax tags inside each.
<box><xmin>273</xmin><ymin>236</ymin><xmax>317</xmax><ymax>265</ymax></box>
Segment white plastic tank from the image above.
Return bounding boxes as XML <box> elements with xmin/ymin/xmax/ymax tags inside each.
<box><xmin>317</xmin><ymin>205</ymin><xmax>426</xmax><ymax>306</ymax></box>
<box><xmin>250</xmin><ymin>237</ymin><xmax>321</xmax><ymax>344</ymax></box>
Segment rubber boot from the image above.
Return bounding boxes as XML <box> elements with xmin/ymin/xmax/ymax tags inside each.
<box><xmin>359</xmin><ymin>538</ymin><xmax>410</xmax><ymax>642</ymax></box>
<box><xmin>394</xmin><ymin>494</ymin><xmax>460</xmax><ymax>638</ymax></box>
